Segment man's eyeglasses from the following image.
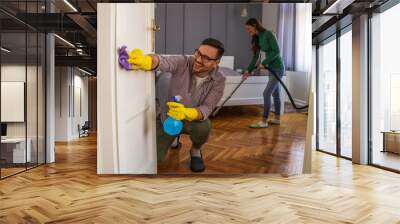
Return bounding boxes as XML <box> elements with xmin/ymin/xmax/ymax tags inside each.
<box><xmin>194</xmin><ymin>49</ymin><xmax>219</xmax><ymax>63</ymax></box>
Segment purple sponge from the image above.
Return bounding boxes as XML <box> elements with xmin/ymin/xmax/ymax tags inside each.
<box><xmin>118</xmin><ymin>45</ymin><xmax>132</xmax><ymax>70</ymax></box>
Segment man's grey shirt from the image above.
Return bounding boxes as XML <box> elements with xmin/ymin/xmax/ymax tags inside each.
<box><xmin>155</xmin><ymin>55</ymin><xmax>226</xmax><ymax>122</ymax></box>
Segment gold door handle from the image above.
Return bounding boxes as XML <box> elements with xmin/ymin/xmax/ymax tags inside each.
<box><xmin>152</xmin><ymin>23</ymin><xmax>160</xmax><ymax>32</ymax></box>
<box><xmin>150</xmin><ymin>19</ymin><xmax>160</xmax><ymax>52</ymax></box>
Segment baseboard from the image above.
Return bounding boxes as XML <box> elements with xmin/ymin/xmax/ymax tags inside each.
<box><xmin>291</xmin><ymin>98</ymin><xmax>308</xmax><ymax>106</ymax></box>
<box><xmin>221</xmin><ymin>98</ymin><xmax>264</xmax><ymax>106</ymax></box>
<box><xmin>220</xmin><ymin>98</ymin><xmax>308</xmax><ymax>107</ymax></box>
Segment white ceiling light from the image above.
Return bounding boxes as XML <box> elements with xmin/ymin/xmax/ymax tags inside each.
<box><xmin>63</xmin><ymin>0</ymin><xmax>78</xmax><ymax>12</ymax></box>
<box><xmin>322</xmin><ymin>0</ymin><xmax>355</xmax><ymax>15</ymax></box>
<box><xmin>76</xmin><ymin>48</ymin><xmax>86</xmax><ymax>55</ymax></box>
<box><xmin>78</xmin><ymin>67</ymin><xmax>93</xmax><ymax>76</ymax></box>
<box><xmin>1</xmin><ymin>47</ymin><xmax>11</xmax><ymax>53</ymax></box>
<box><xmin>54</xmin><ymin>34</ymin><xmax>75</xmax><ymax>48</ymax></box>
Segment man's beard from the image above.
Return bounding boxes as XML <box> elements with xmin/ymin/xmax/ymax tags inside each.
<box><xmin>193</xmin><ymin>66</ymin><xmax>212</xmax><ymax>77</ymax></box>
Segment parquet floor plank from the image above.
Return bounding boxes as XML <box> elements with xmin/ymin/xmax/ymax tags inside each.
<box><xmin>1</xmin><ymin>106</ymin><xmax>400</xmax><ymax>223</ymax></box>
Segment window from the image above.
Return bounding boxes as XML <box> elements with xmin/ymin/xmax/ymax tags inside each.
<box><xmin>0</xmin><ymin>1</ymin><xmax>47</xmax><ymax>179</ymax></box>
<box><xmin>317</xmin><ymin>27</ymin><xmax>353</xmax><ymax>159</ymax></box>
<box><xmin>370</xmin><ymin>3</ymin><xmax>400</xmax><ymax>171</ymax></box>
<box><xmin>317</xmin><ymin>36</ymin><xmax>337</xmax><ymax>154</ymax></box>
<box><xmin>340</xmin><ymin>29</ymin><xmax>352</xmax><ymax>158</ymax></box>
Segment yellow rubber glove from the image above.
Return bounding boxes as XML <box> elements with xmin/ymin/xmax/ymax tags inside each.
<box><xmin>167</xmin><ymin>102</ymin><xmax>199</xmax><ymax>121</ymax></box>
<box><xmin>127</xmin><ymin>49</ymin><xmax>152</xmax><ymax>70</ymax></box>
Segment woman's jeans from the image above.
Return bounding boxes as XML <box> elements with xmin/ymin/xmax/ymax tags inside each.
<box><xmin>262</xmin><ymin>67</ymin><xmax>285</xmax><ymax>119</ymax></box>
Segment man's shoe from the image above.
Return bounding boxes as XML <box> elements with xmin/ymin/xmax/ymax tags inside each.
<box><xmin>190</xmin><ymin>151</ymin><xmax>205</xmax><ymax>172</ymax></box>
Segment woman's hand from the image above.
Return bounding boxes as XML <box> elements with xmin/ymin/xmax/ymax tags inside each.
<box><xmin>242</xmin><ymin>70</ymin><xmax>251</xmax><ymax>80</ymax></box>
<box><xmin>257</xmin><ymin>64</ymin><xmax>265</xmax><ymax>69</ymax></box>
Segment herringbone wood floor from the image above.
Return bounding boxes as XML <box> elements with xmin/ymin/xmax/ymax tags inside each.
<box><xmin>1</xmin><ymin>106</ymin><xmax>400</xmax><ymax>223</ymax></box>
<box><xmin>159</xmin><ymin>106</ymin><xmax>306</xmax><ymax>175</ymax></box>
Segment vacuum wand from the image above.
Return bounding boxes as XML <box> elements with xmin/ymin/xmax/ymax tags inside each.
<box><xmin>211</xmin><ymin>75</ymin><xmax>247</xmax><ymax>117</ymax></box>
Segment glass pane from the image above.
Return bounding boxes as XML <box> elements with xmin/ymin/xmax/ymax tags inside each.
<box><xmin>26</xmin><ymin>0</ymin><xmax>39</xmax><ymax>168</ymax></box>
<box><xmin>38</xmin><ymin>32</ymin><xmax>45</xmax><ymax>165</ymax></box>
<box><xmin>371</xmin><ymin>3</ymin><xmax>400</xmax><ymax>171</ymax></box>
<box><xmin>1</xmin><ymin>30</ymin><xmax>28</xmax><ymax>177</ymax></box>
<box><xmin>0</xmin><ymin>1</ymin><xmax>46</xmax><ymax>178</ymax></box>
<box><xmin>318</xmin><ymin>37</ymin><xmax>337</xmax><ymax>154</ymax></box>
<box><xmin>340</xmin><ymin>30</ymin><xmax>352</xmax><ymax>158</ymax></box>
<box><xmin>27</xmin><ymin>31</ymin><xmax>38</xmax><ymax>169</ymax></box>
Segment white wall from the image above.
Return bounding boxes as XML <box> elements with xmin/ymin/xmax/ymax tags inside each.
<box><xmin>284</xmin><ymin>71</ymin><xmax>310</xmax><ymax>106</ymax></box>
<box><xmin>72</xmin><ymin>73</ymin><xmax>89</xmax><ymax>138</ymax></box>
<box><xmin>262</xmin><ymin>4</ymin><xmax>279</xmax><ymax>34</ymax></box>
<box><xmin>55</xmin><ymin>67</ymin><xmax>89</xmax><ymax>141</ymax></box>
<box><xmin>55</xmin><ymin>67</ymin><xmax>69</xmax><ymax>141</ymax></box>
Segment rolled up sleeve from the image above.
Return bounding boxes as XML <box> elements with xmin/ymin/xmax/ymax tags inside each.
<box><xmin>197</xmin><ymin>77</ymin><xmax>226</xmax><ymax>120</ymax></box>
<box><xmin>155</xmin><ymin>55</ymin><xmax>188</xmax><ymax>75</ymax></box>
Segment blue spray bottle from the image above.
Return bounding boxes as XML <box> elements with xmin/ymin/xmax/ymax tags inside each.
<box><xmin>163</xmin><ymin>95</ymin><xmax>183</xmax><ymax>136</ymax></box>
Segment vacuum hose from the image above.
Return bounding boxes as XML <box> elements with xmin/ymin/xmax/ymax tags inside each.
<box><xmin>259</xmin><ymin>67</ymin><xmax>308</xmax><ymax>110</ymax></box>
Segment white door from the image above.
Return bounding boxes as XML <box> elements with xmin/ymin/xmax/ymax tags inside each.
<box><xmin>97</xmin><ymin>3</ymin><xmax>157</xmax><ymax>174</ymax></box>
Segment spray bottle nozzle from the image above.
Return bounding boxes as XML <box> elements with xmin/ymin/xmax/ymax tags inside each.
<box><xmin>172</xmin><ymin>95</ymin><xmax>182</xmax><ymax>103</ymax></box>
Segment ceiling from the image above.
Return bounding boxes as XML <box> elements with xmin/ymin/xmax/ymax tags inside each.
<box><xmin>0</xmin><ymin>0</ymin><xmax>394</xmax><ymax>74</ymax></box>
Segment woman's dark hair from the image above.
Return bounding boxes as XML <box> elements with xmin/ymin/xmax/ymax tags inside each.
<box><xmin>245</xmin><ymin>18</ymin><xmax>266</xmax><ymax>33</ymax></box>
<box><xmin>201</xmin><ymin>38</ymin><xmax>225</xmax><ymax>59</ymax></box>
<box><xmin>245</xmin><ymin>18</ymin><xmax>266</xmax><ymax>55</ymax></box>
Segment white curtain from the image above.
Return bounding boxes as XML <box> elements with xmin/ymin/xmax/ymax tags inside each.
<box><xmin>277</xmin><ymin>3</ymin><xmax>312</xmax><ymax>72</ymax></box>
<box><xmin>277</xmin><ymin>3</ymin><xmax>296</xmax><ymax>70</ymax></box>
<box><xmin>294</xmin><ymin>3</ymin><xmax>312</xmax><ymax>73</ymax></box>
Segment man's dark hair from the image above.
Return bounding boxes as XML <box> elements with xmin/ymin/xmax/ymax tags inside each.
<box><xmin>201</xmin><ymin>38</ymin><xmax>225</xmax><ymax>59</ymax></box>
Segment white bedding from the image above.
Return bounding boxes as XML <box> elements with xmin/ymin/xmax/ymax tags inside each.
<box><xmin>217</xmin><ymin>66</ymin><xmax>275</xmax><ymax>108</ymax></box>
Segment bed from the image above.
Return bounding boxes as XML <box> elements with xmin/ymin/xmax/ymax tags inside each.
<box><xmin>216</xmin><ymin>56</ymin><xmax>286</xmax><ymax>114</ymax></box>
<box><xmin>218</xmin><ymin>66</ymin><xmax>271</xmax><ymax>106</ymax></box>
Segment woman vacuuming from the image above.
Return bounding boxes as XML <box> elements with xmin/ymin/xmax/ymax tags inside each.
<box><xmin>243</xmin><ymin>18</ymin><xmax>285</xmax><ymax>128</ymax></box>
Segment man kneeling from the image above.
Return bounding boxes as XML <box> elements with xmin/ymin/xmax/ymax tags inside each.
<box><xmin>128</xmin><ymin>38</ymin><xmax>226</xmax><ymax>172</ymax></box>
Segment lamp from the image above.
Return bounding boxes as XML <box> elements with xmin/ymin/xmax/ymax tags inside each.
<box><xmin>78</xmin><ymin>67</ymin><xmax>94</xmax><ymax>76</ymax></box>
<box><xmin>1</xmin><ymin>47</ymin><xmax>11</xmax><ymax>53</ymax></box>
<box><xmin>54</xmin><ymin>34</ymin><xmax>75</xmax><ymax>48</ymax></box>
<box><xmin>63</xmin><ymin>0</ymin><xmax>78</xmax><ymax>12</ymax></box>
<box><xmin>240</xmin><ymin>7</ymin><xmax>248</xmax><ymax>18</ymax></box>
<box><xmin>322</xmin><ymin>0</ymin><xmax>355</xmax><ymax>15</ymax></box>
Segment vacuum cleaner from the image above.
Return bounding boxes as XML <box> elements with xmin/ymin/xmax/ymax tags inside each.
<box><xmin>211</xmin><ymin>66</ymin><xmax>309</xmax><ymax>117</ymax></box>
